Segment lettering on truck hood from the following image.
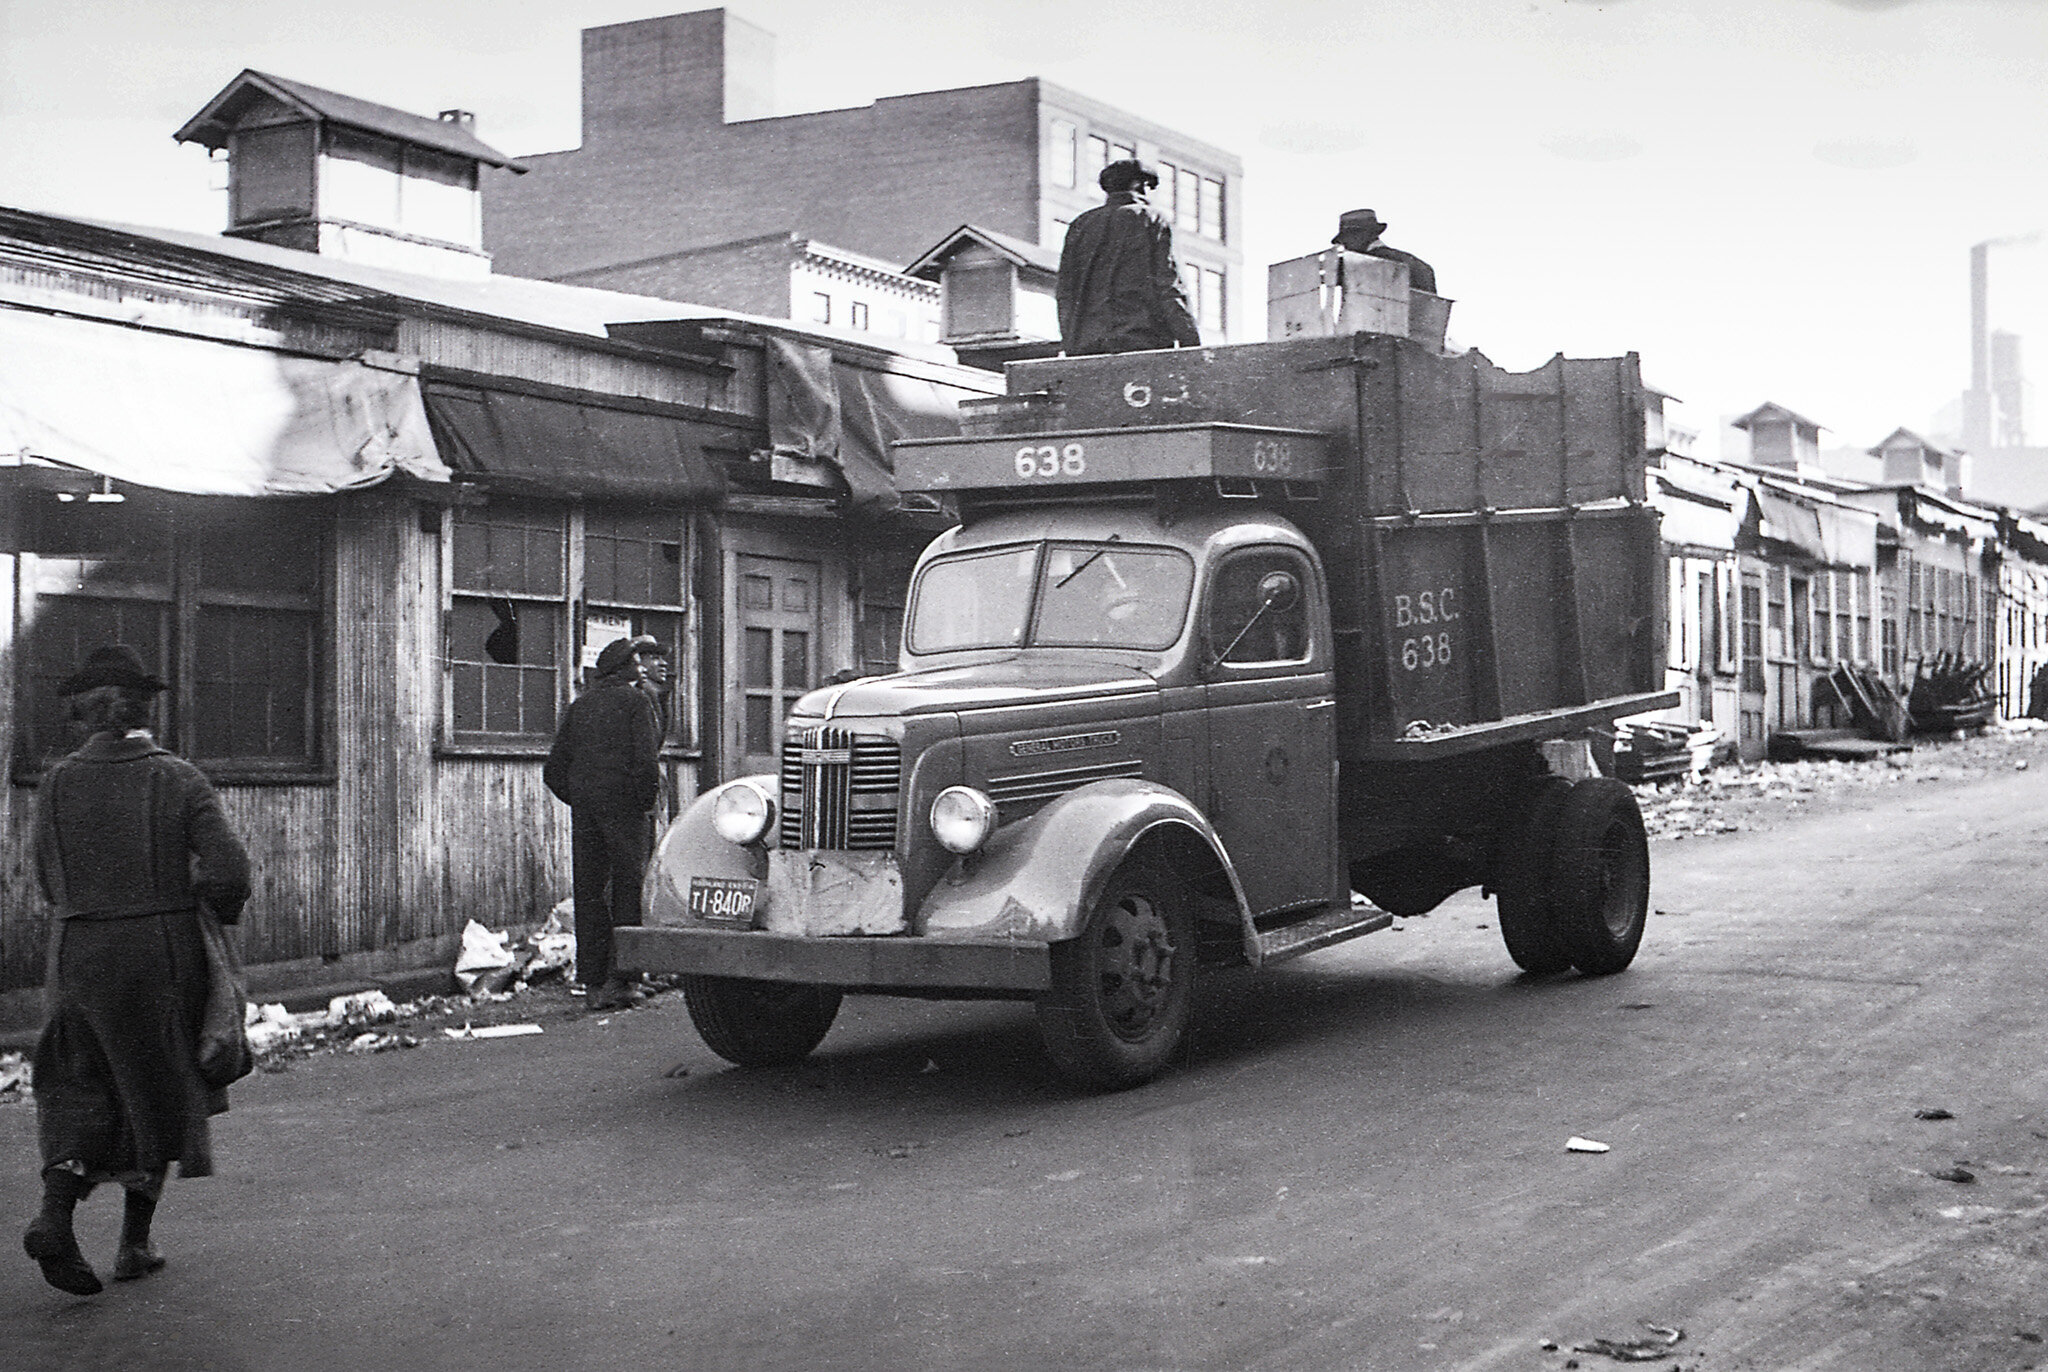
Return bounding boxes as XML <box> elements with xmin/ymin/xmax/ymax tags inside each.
<box><xmin>806</xmin><ymin>660</ymin><xmax>1158</xmax><ymax>719</ymax></box>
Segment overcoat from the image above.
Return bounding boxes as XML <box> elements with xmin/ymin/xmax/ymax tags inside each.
<box><xmin>31</xmin><ymin>732</ymin><xmax>252</xmax><ymax>1184</ymax></box>
<box><xmin>1055</xmin><ymin>190</ymin><xmax>1203</xmax><ymax>356</ymax></box>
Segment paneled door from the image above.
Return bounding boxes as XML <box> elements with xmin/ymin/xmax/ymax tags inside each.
<box><xmin>734</xmin><ymin>554</ymin><xmax>820</xmax><ymax>777</ymax></box>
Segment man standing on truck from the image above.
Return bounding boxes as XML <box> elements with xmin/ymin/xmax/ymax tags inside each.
<box><xmin>1056</xmin><ymin>159</ymin><xmax>1203</xmax><ymax>356</ymax></box>
<box><xmin>1332</xmin><ymin>208</ymin><xmax>1438</xmax><ymax>295</ymax></box>
<box><xmin>545</xmin><ymin>637</ymin><xmax>662</xmax><ymax>1011</ymax></box>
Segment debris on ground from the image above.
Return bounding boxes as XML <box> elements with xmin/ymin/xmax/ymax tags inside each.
<box><xmin>345</xmin><ymin>1031</ymin><xmax>418</xmax><ymax>1054</ymax></box>
<box><xmin>0</xmin><ymin>1051</ymin><xmax>30</xmax><ymax>1103</ymax></box>
<box><xmin>455</xmin><ymin>912</ymin><xmax>576</xmax><ymax>994</ymax></box>
<box><xmin>1573</xmin><ymin>1323</ymin><xmax>1684</xmax><ymax>1361</ymax></box>
<box><xmin>1930</xmin><ymin>1164</ymin><xmax>1978</xmax><ymax>1184</ymax></box>
<box><xmin>443</xmin><ymin>1022</ymin><xmax>544</xmax><ymax>1040</ymax></box>
<box><xmin>1566</xmin><ymin>1136</ymin><xmax>1611</xmax><ymax>1153</ymax></box>
<box><xmin>1916</xmin><ymin>1107</ymin><xmax>1956</xmax><ymax>1121</ymax></box>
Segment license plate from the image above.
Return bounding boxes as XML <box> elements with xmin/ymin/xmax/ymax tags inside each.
<box><xmin>688</xmin><ymin>876</ymin><xmax>760</xmax><ymax>927</ymax></box>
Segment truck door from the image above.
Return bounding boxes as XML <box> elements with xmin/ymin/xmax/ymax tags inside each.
<box><xmin>1201</xmin><ymin>546</ymin><xmax>1339</xmax><ymax>917</ymax></box>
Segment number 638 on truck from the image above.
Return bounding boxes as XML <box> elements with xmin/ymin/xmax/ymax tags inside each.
<box><xmin>615</xmin><ymin>333</ymin><xmax>1676</xmax><ymax>1090</ymax></box>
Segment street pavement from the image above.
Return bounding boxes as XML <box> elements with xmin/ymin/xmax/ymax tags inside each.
<box><xmin>5</xmin><ymin>748</ymin><xmax>2047</xmax><ymax>1372</ymax></box>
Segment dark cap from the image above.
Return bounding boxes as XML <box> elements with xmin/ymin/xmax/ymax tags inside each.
<box><xmin>60</xmin><ymin>644</ymin><xmax>167</xmax><ymax>696</ymax></box>
<box><xmin>1332</xmin><ymin>208</ymin><xmax>1387</xmax><ymax>248</ymax></box>
<box><xmin>628</xmin><ymin>634</ymin><xmax>668</xmax><ymax>658</ymax></box>
<box><xmin>1100</xmin><ymin>158</ymin><xmax>1160</xmax><ymax>193</ymax></box>
<box><xmin>594</xmin><ymin>637</ymin><xmax>637</xmax><ymax>677</ymax></box>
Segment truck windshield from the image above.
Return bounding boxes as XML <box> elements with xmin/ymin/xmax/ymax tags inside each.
<box><xmin>907</xmin><ymin>542</ymin><xmax>1194</xmax><ymax>654</ymax></box>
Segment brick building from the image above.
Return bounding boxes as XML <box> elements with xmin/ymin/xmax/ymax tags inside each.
<box><xmin>482</xmin><ymin>8</ymin><xmax>1244</xmax><ymax>342</ymax></box>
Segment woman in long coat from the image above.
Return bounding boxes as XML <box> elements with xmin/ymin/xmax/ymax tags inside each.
<box><xmin>22</xmin><ymin>644</ymin><xmax>251</xmax><ymax>1296</ymax></box>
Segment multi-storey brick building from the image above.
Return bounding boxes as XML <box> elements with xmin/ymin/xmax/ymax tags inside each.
<box><xmin>482</xmin><ymin>8</ymin><xmax>1244</xmax><ymax>343</ymax></box>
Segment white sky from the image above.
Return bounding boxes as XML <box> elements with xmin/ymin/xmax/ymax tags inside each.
<box><xmin>2</xmin><ymin>0</ymin><xmax>2044</xmax><ymax>457</ymax></box>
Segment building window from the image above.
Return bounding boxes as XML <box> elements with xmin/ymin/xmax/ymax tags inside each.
<box><xmin>1157</xmin><ymin>160</ymin><xmax>1178</xmax><ymax>210</ymax></box>
<box><xmin>1199</xmin><ymin>267</ymin><xmax>1226</xmax><ymax>335</ymax></box>
<box><xmin>447</xmin><ymin>501</ymin><xmax>691</xmax><ymax>747</ymax></box>
<box><xmin>1175</xmin><ymin>166</ymin><xmax>1200</xmax><ymax>233</ymax></box>
<box><xmin>1111</xmin><ymin>141</ymin><xmax>1135</xmax><ymax>164</ymax></box>
<box><xmin>849</xmin><ymin>301</ymin><xmax>869</xmax><ymax>331</ymax></box>
<box><xmin>1084</xmin><ymin>135</ymin><xmax>1109</xmax><ymax>195</ymax></box>
<box><xmin>1740</xmin><ymin>573</ymin><xmax>1765</xmax><ymax>693</ymax></box>
<box><xmin>18</xmin><ymin>494</ymin><xmax>328</xmax><ymax>779</ymax></box>
<box><xmin>1049</xmin><ymin>118</ymin><xmax>1078</xmax><ymax>189</ymax></box>
<box><xmin>809</xmin><ymin>292</ymin><xmax>831</xmax><ymax>325</ymax></box>
<box><xmin>1201</xmin><ymin>176</ymin><xmax>1225</xmax><ymax>241</ymax></box>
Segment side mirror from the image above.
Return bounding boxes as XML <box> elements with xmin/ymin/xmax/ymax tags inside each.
<box><xmin>1258</xmin><ymin>570</ymin><xmax>1300</xmax><ymax>613</ymax></box>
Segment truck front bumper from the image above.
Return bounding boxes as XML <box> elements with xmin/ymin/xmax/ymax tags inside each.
<box><xmin>614</xmin><ymin>926</ymin><xmax>1052</xmax><ymax>993</ymax></box>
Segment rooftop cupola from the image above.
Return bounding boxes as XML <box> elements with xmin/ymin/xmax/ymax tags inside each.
<box><xmin>175</xmin><ymin>70</ymin><xmax>527</xmax><ymax>278</ymax></box>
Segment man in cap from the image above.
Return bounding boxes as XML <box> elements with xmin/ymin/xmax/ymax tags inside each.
<box><xmin>544</xmin><ymin>637</ymin><xmax>662</xmax><ymax>1009</ymax></box>
<box><xmin>1055</xmin><ymin>158</ymin><xmax>1204</xmax><ymax>356</ymax></box>
<box><xmin>23</xmin><ymin>644</ymin><xmax>251</xmax><ymax>1295</ymax></box>
<box><xmin>628</xmin><ymin>634</ymin><xmax>677</xmax><ymax>835</ymax></box>
<box><xmin>1332</xmin><ymin>208</ymin><xmax>1437</xmax><ymax>295</ymax></box>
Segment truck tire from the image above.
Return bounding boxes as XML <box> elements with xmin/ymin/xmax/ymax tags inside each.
<box><xmin>1494</xmin><ymin>774</ymin><xmax>1575</xmax><ymax>974</ymax></box>
<box><xmin>1036</xmin><ymin>860</ymin><xmax>1195</xmax><ymax>1090</ymax></box>
<box><xmin>1547</xmin><ymin>779</ymin><xmax>1650</xmax><ymax>976</ymax></box>
<box><xmin>681</xmin><ymin>975</ymin><xmax>843</xmax><ymax>1067</ymax></box>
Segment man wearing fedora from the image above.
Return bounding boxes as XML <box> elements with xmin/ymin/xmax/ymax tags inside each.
<box><xmin>544</xmin><ymin>637</ymin><xmax>663</xmax><ymax>1010</ymax></box>
<box><xmin>1331</xmin><ymin>208</ymin><xmax>1438</xmax><ymax>295</ymax></box>
<box><xmin>22</xmin><ymin>644</ymin><xmax>251</xmax><ymax>1296</ymax></box>
<box><xmin>1055</xmin><ymin>158</ymin><xmax>1205</xmax><ymax>357</ymax></box>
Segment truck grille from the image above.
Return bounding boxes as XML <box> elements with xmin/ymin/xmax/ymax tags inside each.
<box><xmin>987</xmin><ymin>758</ymin><xmax>1145</xmax><ymax>808</ymax></box>
<box><xmin>780</xmin><ymin>727</ymin><xmax>901</xmax><ymax>850</ymax></box>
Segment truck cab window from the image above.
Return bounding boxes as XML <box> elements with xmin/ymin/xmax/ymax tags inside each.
<box><xmin>907</xmin><ymin>546</ymin><xmax>1038</xmax><ymax>653</ymax></box>
<box><xmin>1208</xmin><ymin>549</ymin><xmax>1313</xmax><ymax>665</ymax></box>
<box><xmin>1035</xmin><ymin>543</ymin><xmax>1193</xmax><ymax>649</ymax></box>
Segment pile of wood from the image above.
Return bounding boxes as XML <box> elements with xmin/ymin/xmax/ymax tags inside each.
<box><xmin>1820</xmin><ymin>665</ymin><xmax>1911</xmax><ymax>743</ymax></box>
<box><xmin>1908</xmin><ymin>653</ymin><xmax>1996</xmax><ymax>734</ymax></box>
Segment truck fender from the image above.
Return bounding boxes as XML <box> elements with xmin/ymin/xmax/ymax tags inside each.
<box><xmin>643</xmin><ymin>775</ymin><xmax>776</xmax><ymax>926</ymax></box>
<box><xmin>917</xmin><ymin>777</ymin><xmax>1258</xmax><ymax>959</ymax></box>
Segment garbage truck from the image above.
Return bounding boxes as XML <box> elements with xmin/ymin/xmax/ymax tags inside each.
<box><xmin>615</xmin><ymin>331</ymin><xmax>1676</xmax><ymax>1088</ymax></box>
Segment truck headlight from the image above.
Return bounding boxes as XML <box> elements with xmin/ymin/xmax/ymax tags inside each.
<box><xmin>930</xmin><ymin>786</ymin><xmax>997</xmax><ymax>855</ymax></box>
<box><xmin>711</xmin><ymin>780</ymin><xmax>776</xmax><ymax>846</ymax></box>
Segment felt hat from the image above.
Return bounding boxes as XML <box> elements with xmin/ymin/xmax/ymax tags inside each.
<box><xmin>1332</xmin><ymin>208</ymin><xmax>1387</xmax><ymax>246</ymax></box>
<box><xmin>627</xmin><ymin>634</ymin><xmax>668</xmax><ymax>658</ymax></box>
<box><xmin>594</xmin><ymin>637</ymin><xmax>638</xmax><ymax>677</ymax></box>
<box><xmin>1100</xmin><ymin>158</ymin><xmax>1161</xmax><ymax>193</ymax></box>
<box><xmin>60</xmin><ymin>644</ymin><xmax>167</xmax><ymax>696</ymax></box>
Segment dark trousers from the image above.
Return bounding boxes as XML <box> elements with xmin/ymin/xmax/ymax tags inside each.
<box><xmin>571</xmin><ymin>807</ymin><xmax>651</xmax><ymax>986</ymax></box>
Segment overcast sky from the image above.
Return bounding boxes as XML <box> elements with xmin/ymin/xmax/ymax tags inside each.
<box><xmin>2</xmin><ymin>0</ymin><xmax>2043</xmax><ymax>457</ymax></box>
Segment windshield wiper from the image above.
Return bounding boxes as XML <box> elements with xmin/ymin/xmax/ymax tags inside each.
<box><xmin>1054</xmin><ymin>534</ymin><xmax>1121</xmax><ymax>589</ymax></box>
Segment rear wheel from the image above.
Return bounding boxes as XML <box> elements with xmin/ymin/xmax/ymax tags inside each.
<box><xmin>1036</xmin><ymin>861</ymin><xmax>1195</xmax><ymax>1090</ymax></box>
<box><xmin>681</xmin><ymin>975</ymin><xmax>842</xmax><ymax>1067</ymax></box>
<box><xmin>1547</xmin><ymin>779</ymin><xmax>1651</xmax><ymax>975</ymax></box>
<box><xmin>1494</xmin><ymin>774</ymin><xmax>1575</xmax><ymax>974</ymax></box>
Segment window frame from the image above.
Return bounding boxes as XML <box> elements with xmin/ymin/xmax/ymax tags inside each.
<box><xmin>437</xmin><ymin>499</ymin><xmax>697</xmax><ymax>758</ymax></box>
<box><xmin>13</xmin><ymin>494</ymin><xmax>335</xmax><ymax>787</ymax></box>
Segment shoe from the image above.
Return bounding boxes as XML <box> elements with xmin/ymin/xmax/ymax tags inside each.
<box><xmin>112</xmin><ymin>1243</ymin><xmax>166</xmax><ymax>1281</ymax></box>
<box><xmin>587</xmin><ymin>977</ymin><xmax>646</xmax><ymax>1011</ymax></box>
<box><xmin>23</xmin><ymin>1218</ymin><xmax>102</xmax><ymax>1296</ymax></box>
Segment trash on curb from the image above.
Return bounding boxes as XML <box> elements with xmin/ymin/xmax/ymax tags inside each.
<box><xmin>454</xmin><ymin>913</ymin><xmax>576</xmax><ymax>994</ymax></box>
<box><xmin>1914</xmin><ymin>1107</ymin><xmax>1956</xmax><ymax>1120</ymax></box>
<box><xmin>0</xmin><ymin>1051</ymin><xmax>30</xmax><ymax>1101</ymax></box>
<box><xmin>1573</xmin><ymin>1323</ymin><xmax>1683</xmax><ymax>1362</ymax></box>
<box><xmin>345</xmin><ymin>1032</ymin><xmax>417</xmax><ymax>1054</ymax></box>
<box><xmin>1930</xmin><ymin>1164</ymin><xmax>1977</xmax><ymax>1184</ymax></box>
<box><xmin>443</xmin><ymin>1022</ymin><xmax>544</xmax><ymax>1040</ymax></box>
<box><xmin>1566</xmin><ymin>1136</ymin><xmax>1611</xmax><ymax>1153</ymax></box>
<box><xmin>454</xmin><ymin>919</ymin><xmax>516</xmax><ymax>992</ymax></box>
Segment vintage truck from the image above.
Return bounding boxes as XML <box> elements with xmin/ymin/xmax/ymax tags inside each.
<box><xmin>615</xmin><ymin>332</ymin><xmax>1676</xmax><ymax>1088</ymax></box>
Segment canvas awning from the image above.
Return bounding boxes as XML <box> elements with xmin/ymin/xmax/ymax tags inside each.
<box><xmin>765</xmin><ymin>336</ymin><xmax>974</xmax><ymax>513</ymax></box>
<box><xmin>421</xmin><ymin>381</ymin><xmax>726</xmax><ymax>502</ymax></box>
<box><xmin>1754</xmin><ymin>488</ymin><xmax>1878</xmax><ymax>567</ymax></box>
<box><xmin>0</xmin><ymin>303</ymin><xmax>446</xmax><ymax>495</ymax></box>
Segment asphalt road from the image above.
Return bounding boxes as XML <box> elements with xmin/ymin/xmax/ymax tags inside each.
<box><xmin>6</xmin><ymin>756</ymin><xmax>2047</xmax><ymax>1372</ymax></box>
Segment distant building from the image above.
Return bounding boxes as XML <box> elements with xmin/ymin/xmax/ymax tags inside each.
<box><xmin>481</xmin><ymin>8</ymin><xmax>1243</xmax><ymax>339</ymax></box>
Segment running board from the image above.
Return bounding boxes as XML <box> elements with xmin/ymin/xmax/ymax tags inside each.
<box><xmin>1255</xmin><ymin>906</ymin><xmax>1395</xmax><ymax>965</ymax></box>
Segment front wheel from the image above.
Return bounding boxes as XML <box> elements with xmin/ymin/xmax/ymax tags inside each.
<box><xmin>1036</xmin><ymin>861</ymin><xmax>1196</xmax><ymax>1090</ymax></box>
<box><xmin>681</xmin><ymin>975</ymin><xmax>842</xmax><ymax>1067</ymax></box>
<box><xmin>1547</xmin><ymin>779</ymin><xmax>1651</xmax><ymax>976</ymax></box>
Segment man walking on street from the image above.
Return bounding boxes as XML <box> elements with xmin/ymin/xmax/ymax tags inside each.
<box><xmin>545</xmin><ymin>637</ymin><xmax>661</xmax><ymax>1010</ymax></box>
<box><xmin>1056</xmin><ymin>158</ymin><xmax>1203</xmax><ymax>356</ymax></box>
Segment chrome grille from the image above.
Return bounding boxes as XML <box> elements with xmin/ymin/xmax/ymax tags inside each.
<box><xmin>779</xmin><ymin>727</ymin><xmax>901</xmax><ymax>850</ymax></box>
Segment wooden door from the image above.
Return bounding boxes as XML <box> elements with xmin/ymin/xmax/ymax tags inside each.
<box><xmin>735</xmin><ymin>554</ymin><xmax>820</xmax><ymax>777</ymax></box>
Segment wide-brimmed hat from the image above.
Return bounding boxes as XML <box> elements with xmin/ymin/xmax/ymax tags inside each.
<box><xmin>60</xmin><ymin>644</ymin><xmax>167</xmax><ymax>696</ymax></box>
<box><xmin>1100</xmin><ymin>158</ymin><xmax>1161</xmax><ymax>193</ymax></box>
<box><xmin>594</xmin><ymin>637</ymin><xmax>638</xmax><ymax>677</ymax></box>
<box><xmin>1332</xmin><ymin>208</ymin><xmax>1387</xmax><ymax>245</ymax></box>
<box><xmin>627</xmin><ymin>634</ymin><xmax>668</xmax><ymax>659</ymax></box>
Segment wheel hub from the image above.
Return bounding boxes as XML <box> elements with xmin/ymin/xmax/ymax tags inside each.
<box><xmin>1096</xmin><ymin>897</ymin><xmax>1178</xmax><ymax>1039</ymax></box>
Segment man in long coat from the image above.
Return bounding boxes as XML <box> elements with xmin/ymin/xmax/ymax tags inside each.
<box><xmin>23</xmin><ymin>644</ymin><xmax>251</xmax><ymax>1296</ymax></box>
<box><xmin>545</xmin><ymin>637</ymin><xmax>662</xmax><ymax>1010</ymax></box>
<box><xmin>1056</xmin><ymin>158</ymin><xmax>1204</xmax><ymax>356</ymax></box>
